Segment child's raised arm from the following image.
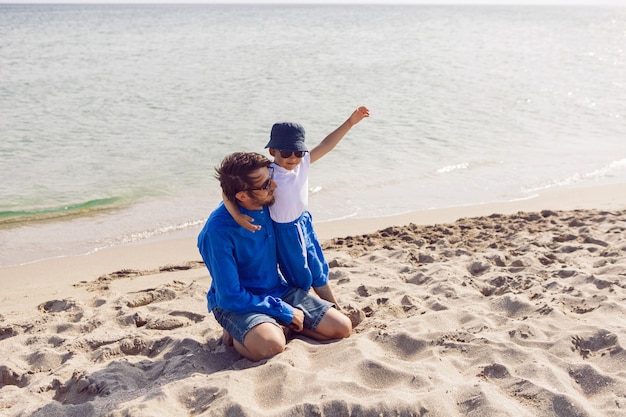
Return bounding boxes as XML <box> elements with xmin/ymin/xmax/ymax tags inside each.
<box><xmin>310</xmin><ymin>106</ymin><xmax>369</xmax><ymax>164</ymax></box>
<box><xmin>222</xmin><ymin>192</ymin><xmax>261</xmax><ymax>232</ymax></box>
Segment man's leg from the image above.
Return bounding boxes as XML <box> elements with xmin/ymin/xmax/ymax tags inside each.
<box><xmin>234</xmin><ymin>322</ymin><xmax>287</xmax><ymax>362</ymax></box>
<box><xmin>299</xmin><ymin>307</ymin><xmax>352</xmax><ymax>341</ymax></box>
<box><xmin>222</xmin><ymin>329</ymin><xmax>234</xmax><ymax>346</ymax></box>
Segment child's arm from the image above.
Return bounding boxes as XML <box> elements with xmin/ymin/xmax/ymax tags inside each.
<box><xmin>309</xmin><ymin>106</ymin><xmax>369</xmax><ymax>164</ymax></box>
<box><xmin>222</xmin><ymin>192</ymin><xmax>261</xmax><ymax>232</ymax></box>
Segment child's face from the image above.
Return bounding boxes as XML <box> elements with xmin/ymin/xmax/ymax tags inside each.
<box><xmin>270</xmin><ymin>149</ymin><xmax>305</xmax><ymax>171</ymax></box>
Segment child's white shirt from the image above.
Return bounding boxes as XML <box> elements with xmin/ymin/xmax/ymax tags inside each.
<box><xmin>269</xmin><ymin>153</ymin><xmax>310</xmax><ymax>223</ymax></box>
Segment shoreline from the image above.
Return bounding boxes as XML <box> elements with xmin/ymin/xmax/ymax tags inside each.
<box><xmin>315</xmin><ymin>181</ymin><xmax>626</xmax><ymax>240</ymax></box>
<box><xmin>1</xmin><ymin>182</ymin><xmax>625</xmax><ymax>315</ymax></box>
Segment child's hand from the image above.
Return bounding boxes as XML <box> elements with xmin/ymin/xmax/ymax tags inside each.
<box><xmin>349</xmin><ymin>106</ymin><xmax>370</xmax><ymax>125</ymax></box>
<box><xmin>235</xmin><ymin>214</ymin><xmax>262</xmax><ymax>232</ymax></box>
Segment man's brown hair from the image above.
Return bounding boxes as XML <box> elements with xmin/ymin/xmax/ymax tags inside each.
<box><xmin>215</xmin><ymin>152</ymin><xmax>272</xmax><ymax>202</ymax></box>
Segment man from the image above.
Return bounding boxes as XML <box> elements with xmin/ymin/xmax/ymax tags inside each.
<box><xmin>198</xmin><ymin>152</ymin><xmax>352</xmax><ymax>362</ymax></box>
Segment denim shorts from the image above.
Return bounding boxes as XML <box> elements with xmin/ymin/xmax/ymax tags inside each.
<box><xmin>211</xmin><ymin>287</ymin><xmax>333</xmax><ymax>345</ymax></box>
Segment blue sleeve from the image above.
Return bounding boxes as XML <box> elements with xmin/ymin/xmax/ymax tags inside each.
<box><xmin>311</xmin><ymin>273</ymin><xmax>328</xmax><ymax>288</ymax></box>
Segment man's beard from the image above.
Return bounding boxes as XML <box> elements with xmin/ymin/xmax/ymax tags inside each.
<box><xmin>251</xmin><ymin>193</ymin><xmax>275</xmax><ymax>207</ymax></box>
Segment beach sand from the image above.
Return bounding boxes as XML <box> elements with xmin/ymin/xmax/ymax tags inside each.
<box><xmin>1</xmin><ymin>183</ymin><xmax>625</xmax><ymax>417</ymax></box>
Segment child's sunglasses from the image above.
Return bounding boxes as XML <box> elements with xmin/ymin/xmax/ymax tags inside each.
<box><xmin>278</xmin><ymin>150</ymin><xmax>307</xmax><ymax>158</ymax></box>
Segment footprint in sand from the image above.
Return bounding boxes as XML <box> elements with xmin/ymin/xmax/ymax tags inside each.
<box><xmin>571</xmin><ymin>331</ymin><xmax>620</xmax><ymax>359</ymax></box>
<box><xmin>0</xmin><ymin>323</ymin><xmax>19</xmax><ymax>341</ymax></box>
<box><xmin>0</xmin><ymin>365</ymin><xmax>29</xmax><ymax>388</ymax></box>
<box><xmin>144</xmin><ymin>314</ymin><xmax>199</xmax><ymax>331</ymax></box>
<box><xmin>568</xmin><ymin>364</ymin><xmax>615</xmax><ymax>395</ymax></box>
<box><xmin>38</xmin><ymin>299</ymin><xmax>84</xmax><ymax>323</ymax></box>
<box><xmin>124</xmin><ymin>287</ymin><xmax>178</xmax><ymax>308</ymax></box>
<box><xmin>480</xmin><ymin>363</ymin><xmax>511</xmax><ymax>379</ymax></box>
<box><xmin>369</xmin><ymin>330</ymin><xmax>429</xmax><ymax>361</ymax></box>
<box><xmin>118</xmin><ymin>287</ymin><xmax>206</xmax><ymax>330</ymax></box>
<box><xmin>467</xmin><ymin>261</ymin><xmax>491</xmax><ymax>276</ymax></box>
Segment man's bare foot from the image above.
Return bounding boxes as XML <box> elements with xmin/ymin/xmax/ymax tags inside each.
<box><xmin>282</xmin><ymin>325</ymin><xmax>293</xmax><ymax>341</ymax></box>
<box><xmin>222</xmin><ymin>329</ymin><xmax>234</xmax><ymax>346</ymax></box>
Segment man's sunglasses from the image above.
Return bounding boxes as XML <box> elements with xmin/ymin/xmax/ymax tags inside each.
<box><xmin>245</xmin><ymin>167</ymin><xmax>274</xmax><ymax>192</ymax></box>
<box><xmin>278</xmin><ymin>150</ymin><xmax>307</xmax><ymax>158</ymax></box>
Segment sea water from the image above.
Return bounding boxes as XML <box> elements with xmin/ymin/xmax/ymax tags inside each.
<box><xmin>1</xmin><ymin>4</ymin><xmax>625</xmax><ymax>266</ymax></box>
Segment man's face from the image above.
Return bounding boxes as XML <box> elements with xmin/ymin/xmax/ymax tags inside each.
<box><xmin>238</xmin><ymin>166</ymin><xmax>276</xmax><ymax>209</ymax></box>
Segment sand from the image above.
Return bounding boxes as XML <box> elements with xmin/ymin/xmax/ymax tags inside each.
<box><xmin>1</xmin><ymin>183</ymin><xmax>625</xmax><ymax>417</ymax></box>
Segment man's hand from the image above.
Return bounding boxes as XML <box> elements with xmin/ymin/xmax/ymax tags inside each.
<box><xmin>289</xmin><ymin>308</ymin><xmax>305</xmax><ymax>332</ymax></box>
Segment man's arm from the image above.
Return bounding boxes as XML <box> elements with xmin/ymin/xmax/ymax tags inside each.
<box><xmin>313</xmin><ymin>284</ymin><xmax>343</xmax><ymax>312</ymax></box>
<box><xmin>200</xmin><ymin>223</ymin><xmax>295</xmax><ymax>324</ymax></box>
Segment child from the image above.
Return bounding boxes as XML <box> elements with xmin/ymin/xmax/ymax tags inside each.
<box><xmin>224</xmin><ymin>106</ymin><xmax>370</xmax><ymax>308</ymax></box>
